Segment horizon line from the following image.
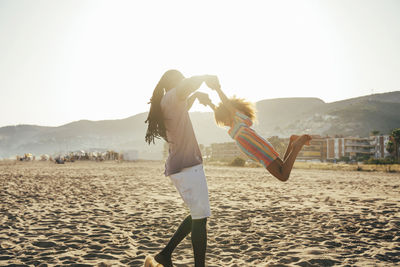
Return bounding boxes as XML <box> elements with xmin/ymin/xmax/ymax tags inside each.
<box><xmin>1</xmin><ymin>90</ymin><xmax>399</xmax><ymax>128</ymax></box>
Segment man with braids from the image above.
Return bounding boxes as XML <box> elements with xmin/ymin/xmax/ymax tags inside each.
<box><xmin>144</xmin><ymin>69</ymin><xmax>220</xmax><ymax>267</ymax></box>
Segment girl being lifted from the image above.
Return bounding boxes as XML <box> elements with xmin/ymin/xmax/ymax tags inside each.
<box><xmin>205</xmin><ymin>85</ymin><xmax>311</xmax><ymax>182</ymax></box>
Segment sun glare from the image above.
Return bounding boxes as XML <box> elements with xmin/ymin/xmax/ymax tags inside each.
<box><xmin>0</xmin><ymin>0</ymin><xmax>399</xmax><ymax>126</ymax></box>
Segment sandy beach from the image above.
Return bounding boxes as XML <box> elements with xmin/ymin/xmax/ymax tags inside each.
<box><xmin>0</xmin><ymin>161</ymin><xmax>399</xmax><ymax>266</ymax></box>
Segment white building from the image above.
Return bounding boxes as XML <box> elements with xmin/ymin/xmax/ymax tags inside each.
<box><xmin>326</xmin><ymin>135</ymin><xmax>391</xmax><ymax>160</ymax></box>
<box><xmin>371</xmin><ymin>135</ymin><xmax>391</xmax><ymax>159</ymax></box>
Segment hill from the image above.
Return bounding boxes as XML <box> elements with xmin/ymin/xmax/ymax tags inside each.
<box><xmin>257</xmin><ymin>92</ymin><xmax>400</xmax><ymax>137</ymax></box>
<box><xmin>0</xmin><ymin>91</ymin><xmax>399</xmax><ymax>159</ymax></box>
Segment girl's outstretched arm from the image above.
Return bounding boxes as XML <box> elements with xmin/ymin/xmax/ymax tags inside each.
<box><xmin>209</xmin><ymin>102</ymin><xmax>216</xmax><ymax>111</ymax></box>
<box><xmin>203</xmin><ymin>99</ymin><xmax>216</xmax><ymax>111</ymax></box>
<box><xmin>212</xmin><ymin>86</ymin><xmax>236</xmax><ymax>115</ymax></box>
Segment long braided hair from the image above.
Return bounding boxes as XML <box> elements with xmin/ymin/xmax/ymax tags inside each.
<box><xmin>145</xmin><ymin>70</ymin><xmax>184</xmax><ymax>144</ymax></box>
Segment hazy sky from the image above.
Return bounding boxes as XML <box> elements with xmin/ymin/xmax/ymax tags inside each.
<box><xmin>1</xmin><ymin>0</ymin><xmax>399</xmax><ymax>127</ymax></box>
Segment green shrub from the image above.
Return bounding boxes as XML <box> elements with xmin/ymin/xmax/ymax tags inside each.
<box><xmin>230</xmin><ymin>157</ymin><xmax>246</xmax><ymax>167</ymax></box>
<box><xmin>364</xmin><ymin>157</ymin><xmax>395</xmax><ymax>165</ymax></box>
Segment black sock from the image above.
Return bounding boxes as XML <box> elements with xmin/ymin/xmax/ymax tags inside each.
<box><xmin>160</xmin><ymin>215</ymin><xmax>192</xmax><ymax>257</ymax></box>
<box><xmin>191</xmin><ymin>218</ymin><xmax>207</xmax><ymax>267</ymax></box>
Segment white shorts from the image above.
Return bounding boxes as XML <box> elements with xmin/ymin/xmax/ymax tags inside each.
<box><xmin>169</xmin><ymin>164</ymin><xmax>211</xmax><ymax>219</ymax></box>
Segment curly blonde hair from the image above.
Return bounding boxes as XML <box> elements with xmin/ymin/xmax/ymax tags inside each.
<box><xmin>214</xmin><ymin>96</ymin><xmax>256</xmax><ymax>126</ymax></box>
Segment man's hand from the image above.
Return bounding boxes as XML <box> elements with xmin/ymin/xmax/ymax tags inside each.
<box><xmin>205</xmin><ymin>75</ymin><xmax>221</xmax><ymax>90</ymax></box>
<box><xmin>196</xmin><ymin>92</ymin><xmax>212</xmax><ymax>106</ymax></box>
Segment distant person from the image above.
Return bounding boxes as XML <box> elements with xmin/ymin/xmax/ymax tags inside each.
<box><xmin>144</xmin><ymin>69</ymin><xmax>219</xmax><ymax>267</ymax></box>
<box><xmin>203</xmin><ymin>86</ymin><xmax>311</xmax><ymax>182</ymax></box>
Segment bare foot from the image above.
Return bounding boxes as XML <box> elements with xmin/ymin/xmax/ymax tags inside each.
<box><xmin>154</xmin><ymin>253</ymin><xmax>173</xmax><ymax>267</ymax></box>
<box><xmin>290</xmin><ymin>134</ymin><xmax>311</xmax><ymax>146</ymax></box>
<box><xmin>292</xmin><ymin>135</ymin><xmax>312</xmax><ymax>151</ymax></box>
<box><xmin>289</xmin><ymin>134</ymin><xmax>299</xmax><ymax>143</ymax></box>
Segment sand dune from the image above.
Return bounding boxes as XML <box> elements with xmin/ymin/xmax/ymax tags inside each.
<box><xmin>0</xmin><ymin>161</ymin><xmax>399</xmax><ymax>266</ymax></box>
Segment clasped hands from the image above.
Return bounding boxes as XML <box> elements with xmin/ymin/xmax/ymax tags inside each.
<box><xmin>205</xmin><ymin>75</ymin><xmax>221</xmax><ymax>91</ymax></box>
<box><xmin>194</xmin><ymin>75</ymin><xmax>221</xmax><ymax>107</ymax></box>
<box><xmin>195</xmin><ymin>92</ymin><xmax>213</xmax><ymax>107</ymax></box>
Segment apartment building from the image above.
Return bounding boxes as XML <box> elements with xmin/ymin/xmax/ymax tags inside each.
<box><xmin>297</xmin><ymin>135</ymin><xmax>327</xmax><ymax>161</ymax></box>
<box><xmin>344</xmin><ymin>137</ymin><xmax>375</xmax><ymax>159</ymax></box>
<box><xmin>371</xmin><ymin>135</ymin><xmax>391</xmax><ymax>159</ymax></box>
<box><xmin>326</xmin><ymin>136</ymin><xmax>391</xmax><ymax>160</ymax></box>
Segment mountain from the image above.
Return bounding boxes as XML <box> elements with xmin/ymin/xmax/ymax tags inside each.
<box><xmin>0</xmin><ymin>91</ymin><xmax>399</xmax><ymax>159</ymax></box>
<box><xmin>256</xmin><ymin>91</ymin><xmax>400</xmax><ymax>137</ymax></box>
<box><xmin>0</xmin><ymin>113</ymin><xmax>164</xmax><ymax>159</ymax></box>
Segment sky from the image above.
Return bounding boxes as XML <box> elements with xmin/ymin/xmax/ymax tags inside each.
<box><xmin>0</xmin><ymin>0</ymin><xmax>399</xmax><ymax>127</ymax></box>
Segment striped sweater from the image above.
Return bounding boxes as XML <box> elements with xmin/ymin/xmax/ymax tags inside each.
<box><xmin>228</xmin><ymin>111</ymin><xmax>279</xmax><ymax>167</ymax></box>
